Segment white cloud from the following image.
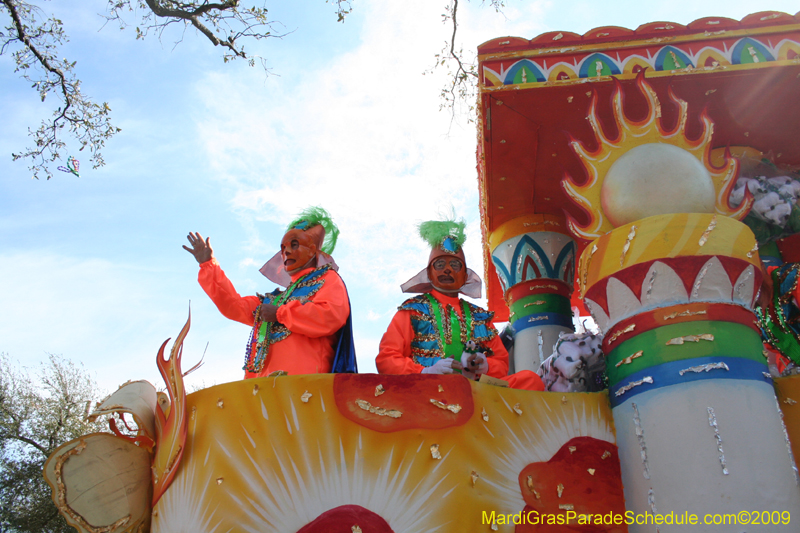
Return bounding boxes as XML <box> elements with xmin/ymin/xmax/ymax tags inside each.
<box><xmin>193</xmin><ymin>0</ymin><xmax>497</xmax><ymax>311</ymax></box>
<box><xmin>239</xmin><ymin>257</ymin><xmax>261</xmax><ymax>268</ymax></box>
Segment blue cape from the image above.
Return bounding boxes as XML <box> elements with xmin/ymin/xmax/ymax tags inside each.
<box><xmin>331</xmin><ymin>283</ymin><xmax>358</xmax><ymax>373</ymax></box>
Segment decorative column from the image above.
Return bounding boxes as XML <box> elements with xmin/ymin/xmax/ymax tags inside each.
<box><xmin>580</xmin><ymin>213</ymin><xmax>800</xmax><ymax>530</ymax></box>
<box><xmin>488</xmin><ymin>214</ymin><xmax>576</xmax><ymax>373</ymax></box>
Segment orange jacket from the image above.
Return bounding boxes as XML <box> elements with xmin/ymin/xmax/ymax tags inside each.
<box><xmin>198</xmin><ymin>259</ymin><xmax>350</xmax><ymax>378</ymax></box>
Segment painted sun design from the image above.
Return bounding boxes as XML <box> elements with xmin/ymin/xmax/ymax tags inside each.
<box><xmin>178</xmin><ymin>380</ymin><xmax>458</xmax><ymax>533</ymax></box>
<box><xmin>562</xmin><ymin>71</ymin><xmax>753</xmax><ymax>240</ymax></box>
<box><xmin>226</xmin><ymin>427</ymin><xmax>456</xmax><ymax>532</ymax></box>
<box><xmin>152</xmin><ymin>412</ymin><xmax>228</xmax><ymax>533</ymax></box>
<box><xmin>479</xmin><ymin>394</ymin><xmax>616</xmax><ymax>509</ymax></box>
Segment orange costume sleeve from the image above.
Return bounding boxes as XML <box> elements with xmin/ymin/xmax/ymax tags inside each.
<box><xmin>376</xmin><ymin>310</ymin><xmax>422</xmax><ymax>374</ymax></box>
<box><xmin>275</xmin><ymin>271</ymin><xmax>350</xmax><ymax>338</ymax></box>
<box><xmin>198</xmin><ymin>259</ymin><xmax>260</xmax><ymax>326</ymax></box>
<box><xmin>483</xmin><ymin>332</ymin><xmax>510</xmax><ymax>378</ymax></box>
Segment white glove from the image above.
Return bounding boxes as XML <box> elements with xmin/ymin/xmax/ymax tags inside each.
<box><xmin>421</xmin><ymin>358</ymin><xmax>456</xmax><ymax>375</ymax></box>
<box><xmin>462</xmin><ymin>352</ymin><xmax>489</xmax><ymax>379</ymax></box>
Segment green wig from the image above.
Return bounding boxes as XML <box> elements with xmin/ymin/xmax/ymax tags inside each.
<box><xmin>418</xmin><ymin>216</ymin><xmax>466</xmax><ymax>253</ymax></box>
<box><xmin>286</xmin><ymin>206</ymin><xmax>340</xmax><ymax>255</ymax></box>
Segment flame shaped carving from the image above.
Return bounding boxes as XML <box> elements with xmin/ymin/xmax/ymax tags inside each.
<box><xmin>152</xmin><ymin>311</ymin><xmax>190</xmax><ymax>506</ymax></box>
<box><xmin>561</xmin><ymin>71</ymin><xmax>752</xmax><ymax>240</ymax></box>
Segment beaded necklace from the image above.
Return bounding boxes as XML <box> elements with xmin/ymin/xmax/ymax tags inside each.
<box><xmin>424</xmin><ymin>293</ymin><xmax>473</xmax><ymax>363</ymax></box>
<box><xmin>243</xmin><ymin>266</ymin><xmax>324</xmax><ymax>374</ymax></box>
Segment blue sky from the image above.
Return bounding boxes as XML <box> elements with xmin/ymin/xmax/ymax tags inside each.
<box><xmin>1</xmin><ymin>0</ymin><xmax>797</xmax><ymax>393</ymax></box>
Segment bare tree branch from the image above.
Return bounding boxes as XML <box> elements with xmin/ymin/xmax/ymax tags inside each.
<box><xmin>2</xmin><ymin>0</ymin><xmax>353</xmax><ymax>179</ymax></box>
<box><xmin>105</xmin><ymin>1</ymin><xmax>287</xmax><ymax>68</ymax></box>
<box><xmin>1</xmin><ymin>0</ymin><xmax>119</xmax><ymax>179</ymax></box>
<box><xmin>144</xmin><ymin>0</ymin><xmax>267</xmax><ymax>60</ymax></box>
<box><xmin>427</xmin><ymin>0</ymin><xmax>505</xmax><ymax>126</ymax></box>
<box><xmin>0</xmin><ymin>433</ymin><xmax>49</xmax><ymax>455</ymax></box>
<box><xmin>105</xmin><ymin>0</ymin><xmax>355</xmax><ymax>65</ymax></box>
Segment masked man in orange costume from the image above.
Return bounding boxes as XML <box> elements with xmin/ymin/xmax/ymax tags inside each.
<box><xmin>376</xmin><ymin>216</ymin><xmax>543</xmax><ymax>390</ymax></box>
<box><xmin>184</xmin><ymin>207</ymin><xmax>356</xmax><ymax>378</ymax></box>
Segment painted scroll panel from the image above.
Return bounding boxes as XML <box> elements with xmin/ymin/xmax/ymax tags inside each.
<box><xmin>152</xmin><ymin>374</ymin><xmax>625</xmax><ymax>532</ymax></box>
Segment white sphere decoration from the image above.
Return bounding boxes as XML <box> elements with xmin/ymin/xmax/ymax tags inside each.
<box><xmin>601</xmin><ymin>143</ymin><xmax>716</xmax><ymax>227</ymax></box>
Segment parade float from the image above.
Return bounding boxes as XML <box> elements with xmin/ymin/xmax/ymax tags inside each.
<box><xmin>44</xmin><ymin>10</ymin><xmax>800</xmax><ymax>533</ymax></box>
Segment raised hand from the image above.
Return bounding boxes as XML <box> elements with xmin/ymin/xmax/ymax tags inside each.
<box><xmin>183</xmin><ymin>232</ymin><xmax>214</xmax><ymax>264</ymax></box>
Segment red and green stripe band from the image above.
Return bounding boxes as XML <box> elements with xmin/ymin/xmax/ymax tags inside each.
<box><xmin>606</xmin><ymin>320</ymin><xmax>765</xmax><ymax>387</ymax></box>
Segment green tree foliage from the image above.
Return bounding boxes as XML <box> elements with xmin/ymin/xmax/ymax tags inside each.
<box><xmin>0</xmin><ymin>353</ymin><xmax>106</xmax><ymax>533</ymax></box>
<box><xmin>0</xmin><ymin>0</ymin><xmax>352</xmax><ymax>179</ymax></box>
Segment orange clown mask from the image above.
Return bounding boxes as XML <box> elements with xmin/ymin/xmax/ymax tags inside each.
<box><xmin>427</xmin><ymin>248</ymin><xmax>467</xmax><ymax>293</ymax></box>
<box><xmin>400</xmin><ymin>218</ymin><xmax>483</xmax><ymax>298</ymax></box>
<box><xmin>260</xmin><ymin>207</ymin><xmax>340</xmax><ymax>287</ymax></box>
<box><xmin>280</xmin><ymin>229</ymin><xmax>318</xmax><ymax>274</ymax></box>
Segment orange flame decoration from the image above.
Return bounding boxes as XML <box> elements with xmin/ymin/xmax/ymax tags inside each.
<box><xmin>151</xmin><ymin>311</ymin><xmax>190</xmax><ymax>506</ymax></box>
<box><xmin>108</xmin><ymin>413</ymin><xmax>155</xmax><ymax>451</ymax></box>
<box><xmin>561</xmin><ymin>71</ymin><xmax>753</xmax><ymax>240</ymax></box>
